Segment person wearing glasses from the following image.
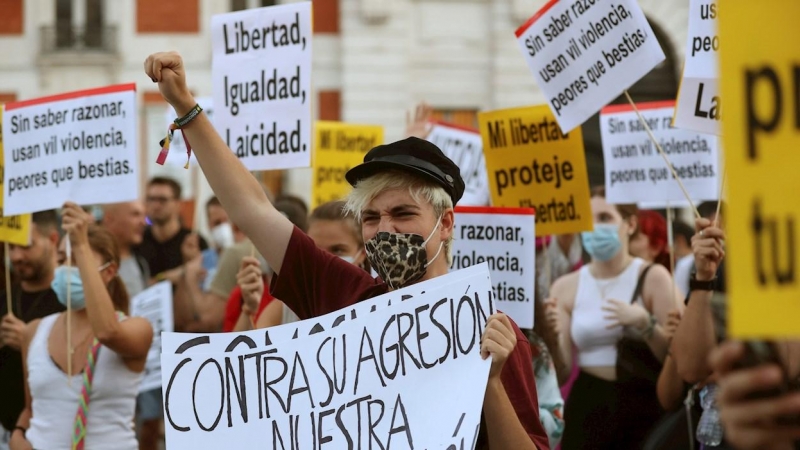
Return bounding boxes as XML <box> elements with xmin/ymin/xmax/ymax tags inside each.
<box><xmin>133</xmin><ymin>176</ymin><xmax>207</xmax><ymax>450</ymax></box>
<box><xmin>136</xmin><ymin>177</ymin><xmax>209</xmax><ymax>287</ymax></box>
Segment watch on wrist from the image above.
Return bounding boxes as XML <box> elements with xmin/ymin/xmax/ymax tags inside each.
<box><xmin>689</xmin><ymin>272</ymin><xmax>717</xmax><ymax>292</ymax></box>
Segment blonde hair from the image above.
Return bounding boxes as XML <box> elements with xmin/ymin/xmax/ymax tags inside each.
<box><xmin>344</xmin><ymin>170</ymin><xmax>455</xmax><ymax>265</ymax></box>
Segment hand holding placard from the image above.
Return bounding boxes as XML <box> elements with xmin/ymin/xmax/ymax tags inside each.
<box><xmin>692</xmin><ymin>218</ymin><xmax>724</xmax><ymax>282</ymax></box>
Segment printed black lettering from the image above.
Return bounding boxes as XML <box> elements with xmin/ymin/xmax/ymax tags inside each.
<box><xmin>286</xmin><ymin>352</ymin><xmax>316</xmax><ymax>412</ymax></box>
<box><xmin>354</xmin><ymin>327</ymin><xmax>387</xmax><ymax>395</ymax></box>
<box><xmin>192</xmin><ymin>358</ymin><xmax>224</xmax><ymax>432</ymax></box>
<box><xmin>263</xmin><ymin>355</ymin><xmax>289</xmax><ymax>418</ymax></box>
<box><xmin>225</xmin><ymin>355</ymin><xmax>248</xmax><ymax>427</ymax></box>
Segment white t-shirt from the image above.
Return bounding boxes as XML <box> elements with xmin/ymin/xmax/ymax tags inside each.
<box><xmin>674</xmin><ymin>254</ymin><xmax>694</xmax><ymax>298</ymax></box>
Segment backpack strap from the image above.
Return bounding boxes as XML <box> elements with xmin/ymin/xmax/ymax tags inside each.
<box><xmin>630</xmin><ymin>264</ymin><xmax>654</xmax><ymax>305</ymax></box>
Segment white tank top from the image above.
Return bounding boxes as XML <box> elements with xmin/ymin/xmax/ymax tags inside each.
<box><xmin>26</xmin><ymin>314</ymin><xmax>142</xmax><ymax>450</ymax></box>
<box><xmin>570</xmin><ymin>258</ymin><xmax>645</xmax><ymax>368</ymax></box>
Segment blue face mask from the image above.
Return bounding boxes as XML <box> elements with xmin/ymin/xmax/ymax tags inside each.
<box><xmin>581</xmin><ymin>223</ymin><xmax>622</xmax><ymax>262</ymax></box>
<box><xmin>51</xmin><ymin>262</ymin><xmax>110</xmax><ymax>309</ymax></box>
<box><xmin>52</xmin><ymin>266</ymin><xmax>86</xmax><ymax>309</ymax></box>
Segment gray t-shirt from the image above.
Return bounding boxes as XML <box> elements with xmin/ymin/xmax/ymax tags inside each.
<box><xmin>119</xmin><ymin>256</ymin><xmax>146</xmax><ymax>298</ymax></box>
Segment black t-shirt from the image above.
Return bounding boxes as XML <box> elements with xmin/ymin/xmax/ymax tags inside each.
<box><xmin>0</xmin><ymin>287</ymin><xmax>64</xmax><ymax>431</ymax></box>
<box><xmin>134</xmin><ymin>227</ymin><xmax>208</xmax><ymax>278</ymax></box>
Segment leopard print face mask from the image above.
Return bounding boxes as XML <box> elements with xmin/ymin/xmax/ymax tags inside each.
<box><xmin>365</xmin><ymin>216</ymin><xmax>444</xmax><ymax>290</ymax></box>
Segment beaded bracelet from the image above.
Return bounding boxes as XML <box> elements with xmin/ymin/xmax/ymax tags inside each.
<box><xmin>156</xmin><ymin>103</ymin><xmax>203</xmax><ymax>168</ymax></box>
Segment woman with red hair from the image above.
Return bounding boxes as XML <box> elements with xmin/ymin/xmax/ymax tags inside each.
<box><xmin>629</xmin><ymin>210</ymin><xmax>671</xmax><ymax>271</ymax></box>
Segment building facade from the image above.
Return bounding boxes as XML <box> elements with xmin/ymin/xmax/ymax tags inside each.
<box><xmin>0</xmin><ymin>0</ymin><xmax>689</xmax><ymax>234</ymax></box>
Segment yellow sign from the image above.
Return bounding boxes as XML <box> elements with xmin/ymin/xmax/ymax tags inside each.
<box><xmin>722</xmin><ymin>3</ymin><xmax>800</xmax><ymax>338</ymax></box>
<box><xmin>0</xmin><ymin>108</ymin><xmax>31</xmax><ymax>246</ymax></box>
<box><xmin>478</xmin><ymin>105</ymin><xmax>592</xmax><ymax>236</ymax></box>
<box><xmin>311</xmin><ymin>121</ymin><xmax>383</xmax><ymax>209</ymax></box>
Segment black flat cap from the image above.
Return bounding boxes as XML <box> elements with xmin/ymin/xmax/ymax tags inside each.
<box><xmin>345</xmin><ymin>137</ymin><xmax>465</xmax><ymax>205</ymax></box>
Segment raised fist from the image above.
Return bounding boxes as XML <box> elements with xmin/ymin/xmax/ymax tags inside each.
<box><xmin>143</xmin><ymin>52</ymin><xmax>195</xmax><ymax>115</ymax></box>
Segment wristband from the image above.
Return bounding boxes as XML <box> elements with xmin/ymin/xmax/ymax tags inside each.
<box><xmin>14</xmin><ymin>425</ymin><xmax>26</xmax><ymax>437</ymax></box>
<box><xmin>156</xmin><ymin>104</ymin><xmax>203</xmax><ymax>169</ymax></box>
<box><xmin>174</xmin><ymin>104</ymin><xmax>203</xmax><ymax>128</ymax></box>
<box><xmin>689</xmin><ymin>272</ymin><xmax>717</xmax><ymax>292</ymax></box>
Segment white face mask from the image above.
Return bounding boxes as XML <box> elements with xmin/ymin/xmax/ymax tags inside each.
<box><xmin>210</xmin><ymin>222</ymin><xmax>235</xmax><ymax>250</ymax></box>
<box><xmin>339</xmin><ymin>249</ymin><xmax>363</xmax><ymax>265</ymax></box>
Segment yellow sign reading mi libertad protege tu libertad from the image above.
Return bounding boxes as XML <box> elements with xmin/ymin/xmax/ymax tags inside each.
<box><xmin>722</xmin><ymin>3</ymin><xmax>800</xmax><ymax>338</ymax></box>
<box><xmin>311</xmin><ymin>121</ymin><xmax>383</xmax><ymax>209</ymax></box>
<box><xmin>478</xmin><ymin>104</ymin><xmax>592</xmax><ymax>237</ymax></box>
<box><xmin>0</xmin><ymin>108</ymin><xmax>31</xmax><ymax>246</ymax></box>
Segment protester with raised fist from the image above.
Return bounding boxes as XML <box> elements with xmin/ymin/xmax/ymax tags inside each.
<box><xmin>10</xmin><ymin>203</ymin><xmax>152</xmax><ymax>450</ymax></box>
<box><xmin>144</xmin><ymin>50</ymin><xmax>551</xmax><ymax>450</ymax></box>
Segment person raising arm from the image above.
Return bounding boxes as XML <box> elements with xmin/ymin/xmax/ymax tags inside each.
<box><xmin>144</xmin><ymin>51</ymin><xmax>549</xmax><ymax>449</ymax></box>
<box><xmin>144</xmin><ymin>53</ymin><xmax>293</xmax><ymax>277</ymax></box>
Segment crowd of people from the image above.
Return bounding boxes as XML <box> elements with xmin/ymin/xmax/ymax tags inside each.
<box><xmin>0</xmin><ymin>50</ymin><xmax>798</xmax><ymax>450</ymax></box>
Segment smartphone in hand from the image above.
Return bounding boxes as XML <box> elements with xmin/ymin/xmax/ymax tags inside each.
<box><xmin>733</xmin><ymin>341</ymin><xmax>799</xmax><ymax>424</ymax></box>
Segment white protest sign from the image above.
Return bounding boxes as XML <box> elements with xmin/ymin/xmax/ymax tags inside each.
<box><xmin>164</xmin><ymin>97</ymin><xmax>214</xmax><ymax>167</ymax></box>
<box><xmin>2</xmin><ymin>84</ymin><xmax>138</xmax><ymax>215</ymax></box>
<box><xmin>161</xmin><ymin>264</ymin><xmax>485</xmax><ymax>355</ymax></box>
<box><xmin>451</xmin><ymin>207</ymin><xmax>535</xmax><ymax>328</ymax></box>
<box><xmin>161</xmin><ymin>266</ymin><xmax>494</xmax><ymax>449</ymax></box>
<box><xmin>130</xmin><ymin>281</ymin><xmax>173</xmax><ymax>393</ymax></box>
<box><xmin>426</xmin><ymin>121</ymin><xmax>490</xmax><ymax>206</ymax></box>
<box><xmin>515</xmin><ymin>0</ymin><xmax>665</xmax><ymax>132</ymax></box>
<box><xmin>600</xmin><ymin>100</ymin><xmax>720</xmax><ymax>207</ymax></box>
<box><xmin>673</xmin><ymin>0</ymin><xmax>719</xmax><ymax>135</ymax></box>
<box><xmin>212</xmin><ymin>2</ymin><xmax>312</xmax><ymax>171</ymax></box>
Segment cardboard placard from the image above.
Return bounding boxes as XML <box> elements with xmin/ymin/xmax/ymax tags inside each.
<box><xmin>2</xmin><ymin>84</ymin><xmax>138</xmax><ymax>215</ymax></box>
<box><xmin>311</xmin><ymin>121</ymin><xmax>383</xmax><ymax>209</ymax></box>
<box><xmin>515</xmin><ymin>0</ymin><xmax>665</xmax><ymax>132</ymax></box>
<box><xmin>673</xmin><ymin>0</ymin><xmax>720</xmax><ymax>135</ymax></box>
<box><xmin>478</xmin><ymin>104</ymin><xmax>592</xmax><ymax>236</ymax></box>
<box><xmin>211</xmin><ymin>2</ymin><xmax>313</xmax><ymax>171</ymax></box>
<box><xmin>600</xmin><ymin>100</ymin><xmax>720</xmax><ymax>207</ymax></box>
<box><xmin>721</xmin><ymin>2</ymin><xmax>800</xmax><ymax>338</ymax></box>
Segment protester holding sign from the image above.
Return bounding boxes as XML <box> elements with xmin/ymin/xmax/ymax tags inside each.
<box><xmin>144</xmin><ymin>50</ymin><xmax>551</xmax><ymax>449</ymax></box>
<box><xmin>10</xmin><ymin>206</ymin><xmax>152</xmax><ymax>450</ymax></box>
<box><xmin>546</xmin><ymin>187</ymin><xmax>683</xmax><ymax>449</ymax></box>
<box><xmin>0</xmin><ymin>211</ymin><xmax>64</xmax><ymax>448</ymax></box>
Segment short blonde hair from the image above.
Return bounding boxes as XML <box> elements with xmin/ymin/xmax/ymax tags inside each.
<box><xmin>344</xmin><ymin>170</ymin><xmax>455</xmax><ymax>265</ymax></box>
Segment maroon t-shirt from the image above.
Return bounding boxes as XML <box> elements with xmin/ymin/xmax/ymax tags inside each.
<box><xmin>272</xmin><ymin>227</ymin><xmax>550</xmax><ymax>450</ymax></box>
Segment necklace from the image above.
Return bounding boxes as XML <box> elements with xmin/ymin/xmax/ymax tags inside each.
<box><xmin>590</xmin><ymin>258</ymin><xmax>634</xmax><ymax>301</ymax></box>
<box><xmin>62</xmin><ymin>313</ymin><xmax>94</xmax><ymax>362</ymax></box>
